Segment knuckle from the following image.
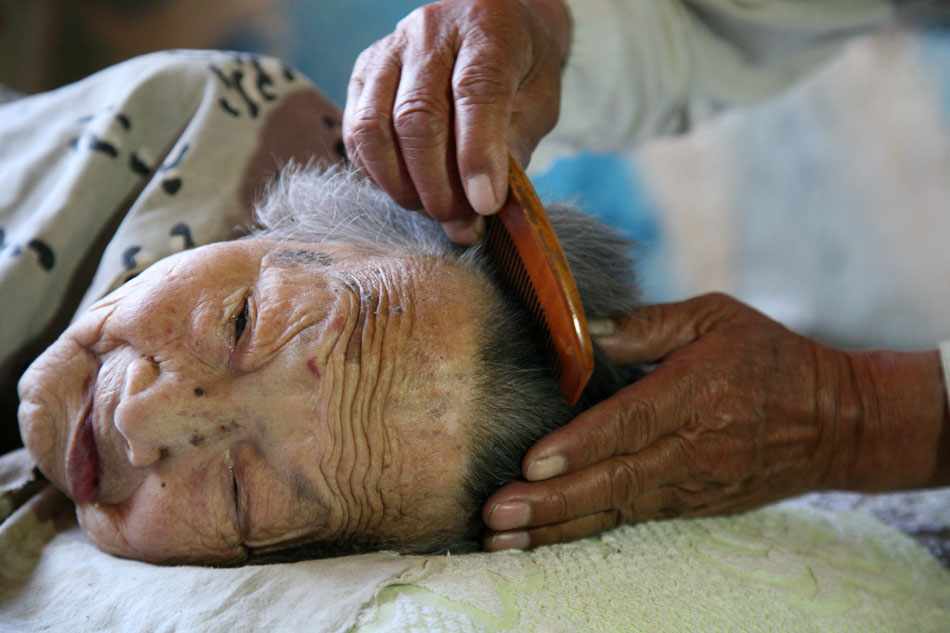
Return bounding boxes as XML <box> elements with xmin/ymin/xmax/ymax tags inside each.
<box><xmin>611</xmin><ymin>457</ymin><xmax>647</xmax><ymax>508</ymax></box>
<box><xmin>346</xmin><ymin>108</ymin><xmax>393</xmax><ymax>147</ymax></box>
<box><xmin>669</xmin><ymin>432</ymin><xmax>699</xmax><ymax>468</ymax></box>
<box><xmin>344</xmin><ymin>118</ymin><xmax>396</xmax><ymax>171</ymax></box>
<box><xmin>689</xmin><ymin>291</ymin><xmax>741</xmax><ymax>333</ymax></box>
<box><xmin>549</xmin><ymin>488</ymin><xmax>576</xmax><ymax>522</ymax></box>
<box><xmin>615</xmin><ymin>391</ymin><xmax>659</xmax><ymax>450</ymax></box>
<box><xmin>393</xmin><ymin>91</ymin><xmax>450</xmax><ymax>146</ymax></box>
<box><xmin>453</xmin><ymin>68</ymin><xmax>512</xmax><ymax>106</ymax></box>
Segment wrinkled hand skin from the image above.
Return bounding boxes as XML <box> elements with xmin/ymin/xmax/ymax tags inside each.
<box><xmin>343</xmin><ymin>0</ymin><xmax>570</xmax><ymax>245</ymax></box>
<box><xmin>483</xmin><ymin>293</ymin><xmax>950</xmax><ymax>551</ymax></box>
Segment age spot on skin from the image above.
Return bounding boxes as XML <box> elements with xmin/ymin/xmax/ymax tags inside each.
<box><xmin>190</xmin><ymin>433</ymin><xmax>205</xmax><ymax>446</ymax></box>
<box><xmin>217</xmin><ymin>421</ymin><xmax>241</xmax><ymax>434</ymax></box>
<box><xmin>306</xmin><ymin>357</ymin><xmax>320</xmax><ymax>378</ymax></box>
<box><xmin>427</xmin><ymin>402</ymin><xmax>447</xmax><ymax>419</ymax></box>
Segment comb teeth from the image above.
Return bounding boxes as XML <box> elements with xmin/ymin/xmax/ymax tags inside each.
<box><xmin>484</xmin><ymin>215</ymin><xmax>564</xmax><ymax>381</ymax></box>
<box><xmin>482</xmin><ymin>153</ymin><xmax>593</xmax><ymax>405</ymax></box>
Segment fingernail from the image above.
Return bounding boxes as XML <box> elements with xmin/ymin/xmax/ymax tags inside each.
<box><xmin>489</xmin><ymin>501</ymin><xmax>531</xmax><ymax>530</ymax></box>
<box><xmin>525</xmin><ymin>455</ymin><xmax>567</xmax><ymax>481</ymax></box>
<box><xmin>487</xmin><ymin>531</ymin><xmax>530</xmax><ymax>552</ymax></box>
<box><xmin>587</xmin><ymin>318</ymin><xmax>618</xmax><ymax>338</ymax></box>
<box><xmin>466</xmin><ymin>174</ymin><xmax>499</xmax><ymax>215</ymax></box>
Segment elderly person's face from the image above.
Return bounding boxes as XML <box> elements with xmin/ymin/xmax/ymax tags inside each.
<box><xmin>18</xmin><ymin>239</ymin><xmax>486</xmax><ymax>563</ymax></box>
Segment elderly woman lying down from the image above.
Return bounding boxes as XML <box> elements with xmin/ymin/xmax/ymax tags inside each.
<box><xmin>18</xmin><ymin>166</ymin><xmax>637</xmax><ymax>565</ymax></box>
<box><xmin>6</xmin><ymin>51</ymin><xmax>636</xmax><ymax>565</ymax></box>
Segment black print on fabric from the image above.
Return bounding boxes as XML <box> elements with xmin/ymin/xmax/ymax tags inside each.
<box><xmin>169</xmin><ymin>223</ymin><xmax>195</xmax><ymax>249</ymax></box>
<box><xmin>210</xmin><ymin>53</ymin><xmax>296</xmax><ymax>120</ymax></box>
<box><xmin>129</xmin><ymin>152</ymin><xmax>151</xmax><ymax>176</ymax></box>
<box><xmin>28</xmin><ymin>240</ymin><xmax>55</xmax><ymax>270</ymax></box>
<box><xmin>252</xmin><ymin>59</ymin><xmax>278</xmax><ymax>102</ymax></box>
<box><xmin>157</xmin><ymin>143</ymin><xmax>189</xmax><ymax>196</ymax></box>
<box><xmin>281</xmin><ymin>62</ymin><xmax>295</xmax><ymax>82</ymax></box>
<box><xmin>161</xmin><ymin>179</ymin><xmax>182</xmax><ymax>195</ymax></box>
<box><xmin>122</xmin><ymin>246</ymin><xmax>141</xmax><ymax>270</ymax></box>
<box><xmin>90</xmin><ymin>137</ymin><xmax>119</xmax><ymax>158</ymax></box>
<box><xmin>69</xmin><ymin>108</ymin><xmax>188</xmax><ymax>196</ymax></box>
<box><xmin>70</xmin><ymin>109</ymin><xmax>152</xmax><ymax>177</ymax></box>
<box><xmin>0</xmin><ymin>226</ymin><xmax>56</xmax><ymax>272</ymax></box>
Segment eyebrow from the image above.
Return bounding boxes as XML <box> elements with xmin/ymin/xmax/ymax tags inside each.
<box><xmin>269</xmin><ymin>248</ymin><xmax>333</xmax><ymax>268</ymax></box>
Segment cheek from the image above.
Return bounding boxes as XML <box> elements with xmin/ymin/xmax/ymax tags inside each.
<box><xmin>76</xmin><ymin>476</ymin><xmax>242</xmax><ymax>564</ymax></box>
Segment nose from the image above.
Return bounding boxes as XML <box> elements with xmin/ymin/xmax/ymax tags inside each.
<box><xmin>113</xmin><ymin>355</ymin><xmax>242</xmax><ymax>469</ymax></box>
<box><xmin>114</xmin><ymin>356</ymin><xmax>164</xmax><ymax>467</ymax></box>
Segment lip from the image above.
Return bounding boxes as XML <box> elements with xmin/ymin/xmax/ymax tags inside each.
<box><xmin>65</xmin><ymin>399</ymin><xmax>100</xmax><ymax>504</ymax></box>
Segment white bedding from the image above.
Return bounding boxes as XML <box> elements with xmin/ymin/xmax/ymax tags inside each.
<box><xmin>2</xmin><ymin>485</ymin><xmax>948</xmax><ymax>633</ymax></box>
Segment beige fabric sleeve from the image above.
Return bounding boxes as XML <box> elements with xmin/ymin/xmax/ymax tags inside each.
<box><xmin>533</xmin><ymin>0</ymin><xmax>897</xmax><ymax>166</ymax></box>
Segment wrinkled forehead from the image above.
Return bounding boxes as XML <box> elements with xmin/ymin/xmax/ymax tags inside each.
<box><xmin>152</xmin><ymin>238</ymin><xmax>440</xmax><ymax>275</ymax></box>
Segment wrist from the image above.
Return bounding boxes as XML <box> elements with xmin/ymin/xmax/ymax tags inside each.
<box><xmin>824</xmin><ymin>348</ymin><xmax>949</xmax><ymax>491</ymax></box>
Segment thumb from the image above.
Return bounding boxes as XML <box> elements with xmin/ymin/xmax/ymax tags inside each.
<box><xmin>593</xmin><ymin>292</ymin><xmax>736</xmax><ymax>365</ymax></box>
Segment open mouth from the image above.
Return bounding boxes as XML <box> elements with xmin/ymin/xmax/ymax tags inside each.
<box><xmin>66</xmin><ymin>402</ymin><xmax>100</xmax><ymax>503</ymax></box>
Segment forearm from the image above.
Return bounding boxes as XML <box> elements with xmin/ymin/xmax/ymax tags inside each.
<box><xmin>826</xmin><ymin>348</ymin><xmax>950</xmax><ymax>491</ymax></box>
<box><xmin>533</xmin><ymin>0</ymin><xmax>896</xmax><ymax>164</ymax></box>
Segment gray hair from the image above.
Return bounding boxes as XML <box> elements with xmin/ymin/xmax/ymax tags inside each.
<box><xmin>245</xmin><ymin>163</ymin><xmax>640</xmax><ymax>563</ymax></box>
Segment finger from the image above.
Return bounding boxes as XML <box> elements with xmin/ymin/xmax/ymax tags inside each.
<box><xmin>451</xmin><ymin>37</ymin><xmax>521</xmax><ymax>216</ymax></box>
<box><xmin>518</xmin><ymin>371</ymin><xmax>689</xmax><ymax>482</ymax></box>
<box><xmin>392</xmin><ymin>36</ymin><xmax>473</xmax><ymax>224</ymax></box>
<box><xmin>483</xmin><ymin>486</ymin><xmax>679</xmax><ymax>551</ymax></box>
<box><xmin>594</xmin><ymin>293</ymin><xmax>740</xmax><ymax>366</ymax></box>
<box><xmin>441</xmin><ymin>215</ymin><xmax>485</xmax><ymax>246</ymax></box>
<box><xmin>484</xmin><ymin>512</ymin><xmax>613</xmax><ymax>551</ymax></box>
<box><xmin>484</xmin><ymin>439</ymin><xmax>680</xmax><ymax>531</ymax></box>
<box><xmin>344</xmin><ymin>44</ymin><xmax>423</xmax><ymax>210</ymax></box>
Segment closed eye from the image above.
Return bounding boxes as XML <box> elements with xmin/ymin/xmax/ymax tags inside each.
<box><xmin>234</xmin><ymin>298</ymin><xmax>249</xmax><ymax>343</ymax></box>
<box><xmin>232</xmin><ymin>471</ymin><xmax>241</xmax><ymax>517</ymax></box>
<box><xmin>227</xmin><ymin>458</ymin><xmax>244</xmax><ymax>540</ymax></box>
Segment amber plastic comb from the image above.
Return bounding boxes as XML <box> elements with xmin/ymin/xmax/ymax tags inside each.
<box><xmin>482</xmin><ymin>153</ymin><xmax>594</xmax><ymax>405</ymax></box>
